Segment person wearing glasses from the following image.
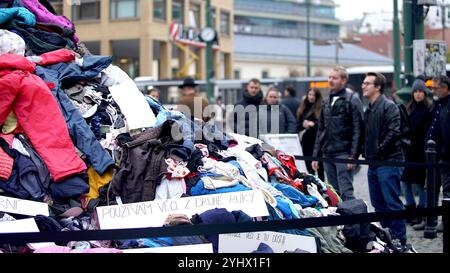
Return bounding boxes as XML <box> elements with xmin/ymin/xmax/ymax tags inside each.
<box><xmin>362</xmin><ymin>72</ymin><xmax>411</xmax><ymax>253</ymax></box>
<box><xmin>427</xmin><ymin>75</ymin><xmax>450</xmax><ymax>233</ymax></box>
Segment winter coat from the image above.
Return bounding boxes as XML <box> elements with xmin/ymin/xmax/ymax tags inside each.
<box><xmin>232</xmin><ymin>90</ymin><xmax>263</xmax><ymax>137</ymax></box>
<box><xmin>402</xmin><ymin>102</ymin><xmax>429</xmax><ymax>184</ymax></box>
<box><xmin>16</xmin><ymin>0</ymin><xmax>78</xmax><ymax>42</ymax></box>
<box><xmin>427</xmin><ymin>95</ymin><xmax>450</xmax><ymax>162</ymax></box>
<box><xmin>0</xmin><ymin>149</ymin><xmax>46</xmax><ymax>200</ymax></box>
<box><xmin>313</xmin><ymin>88</ymin><xmax>363</xmax><ymax>158</ymax></box>
<box><xmin>0</xmin><ymin>54</ymin><xmax>86</xmax><ymax>181</ymax></box>
<box><xmin>298</xmin><ymin>103</ymin><xmax>320</xmax><ymax>157</ymax></box>
<box><xmin>261</xmin><ymin>104</ymin><xmax>297</xmax><ymax>134</ymax></box>
<box><xmin>111</xmin><ymin>121</ymin><xmax>175</xmax><ymax>203</ymax></box>
<box><xmin>0</xmin><ymin>7</ymin><xmax>36</xmax><ymax>26</ymax></box>
<box><xmin>34</xmin><ymin>53</ymin><xmax>114</xmax><ymax>175</ymax></box>
<box><xmin>281</xmin><ymin>96</ymin><xmax>300</xmax><ymax>118</ymax></box>
<box><xmin>364</xmin><ymin>94</ymin><xmax>403</xmax><ymax>161</ymax></box>
<box><xmin>178</xmin><ymin>93</ymin><xmax>210</xmax><ymax>122</ymax></box>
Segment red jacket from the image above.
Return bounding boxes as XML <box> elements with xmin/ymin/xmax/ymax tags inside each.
<box><xmin>0</xmin><ymin>54</ymin><xmax>86</xmax><ymax>182</ymax></box>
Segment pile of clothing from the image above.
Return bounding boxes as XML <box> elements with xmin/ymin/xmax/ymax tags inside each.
<box><xmin>0</xmin><ymin>0</ymin><xmax>398</xmax><ymax>254</ymax></box>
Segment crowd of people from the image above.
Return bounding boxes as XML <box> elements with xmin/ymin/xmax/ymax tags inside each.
<box><xmin>171</xmin><ymin>66</ymin><xmax>449</xmax><ymax>253</ymax></box>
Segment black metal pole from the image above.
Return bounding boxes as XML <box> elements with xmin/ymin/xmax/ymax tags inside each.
<box><xmin>444</xmin><ymin>198</ymin><xmax>450</xmax><ymax>254</ymax></box>
<box><xmin>424</xmin><ymin>140</ymin><xmax>437</xmax><ymax>239</ymax></box>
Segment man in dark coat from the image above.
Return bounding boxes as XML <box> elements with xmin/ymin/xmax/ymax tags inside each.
<box><xmin>177</xmin><ymin>77</ymin><xmax>210</xmax><ymax>122</ymax></box>
<box><xmin>281</xmin><ymin>85</ymin><xmax>300</xmax><ymax>118</ymax></box>
<box><xmin>362</xmin><ymin>72</ymin><xmax>409</xmax><ymax>252</ymax></box>
<box><xmin>427</xmin><ymin>75</ymin><xmax>450</xmax><ymax>232</ymax></box>
<box><xmin>312</xmin><ymin>67</ymin><xmax>363</xmax><ymax>201</ymax></box>
<box><xmin>231</xmin><ymin>78</ymin><xmax>263</xmax><ymax>138</ymax></box>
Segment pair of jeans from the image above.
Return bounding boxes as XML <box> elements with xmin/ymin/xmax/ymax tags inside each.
<box><xmin>323</xmin><ymin>154</ymin><xmax>354</xmax><ymax>201</ymax></box>
<box><xmin>368</xmin><ymin>166</ymin><xmax>407</xmax><ymax>243</ymax></box>
<box><xmin>402</xmin><ymin>181</ymin><xmax>426</xmax><ymax>207</ymax></box>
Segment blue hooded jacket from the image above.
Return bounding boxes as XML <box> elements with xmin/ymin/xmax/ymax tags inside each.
<box><xmin>34</xmin><ymin>55</ymin><xmax>114</xmax><ymax>175</ymax></box>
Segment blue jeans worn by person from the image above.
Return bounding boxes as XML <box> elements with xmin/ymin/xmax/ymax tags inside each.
<box><xmin>323</xmin><ymin>154</ymin><xmax>355</xmax><ymax>201</ymax></box>
<box><xmin>368</xmin><ymin>166</ymin><xmax>407</xmax><ymax>244</ymax></box>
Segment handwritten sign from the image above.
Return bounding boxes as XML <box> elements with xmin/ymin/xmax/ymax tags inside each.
<box><xmin>218</xmin><ymin>231</ymin><xmax>317</xmax><ymax>253</ymax></box>
<box><xmin>0</xmin><ymin>195</ymin><xmax>49</xmax><ymax>216</ymax></box>
<box><xmin>122</xmin><ymin>243</ymin><xmax>213</xmax><ymax>253</ymax></box>
<box><xmin>96</xmin><ymin>190</ymin><xmax>268</xmax><ymax>229</ymax></box>
<box><xmin>0</xmin><ymin>218</ymin><xmax>56</xmax><ymax>250</ymax></box>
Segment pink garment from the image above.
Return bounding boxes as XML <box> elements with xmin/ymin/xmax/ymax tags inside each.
<box><xmin>34</xmin><ymin>246</ymin><xmax>123</xmax><ymax>253</ymax></box>
<box><xmin>21</xmin><ymin>0</ymin><xmax>79</xmax><ymax>43</ymax></box>
<box><xmin>0</xmin><ymin>54</ymin><xmax>86</xmax><ymax>181</ymax></box>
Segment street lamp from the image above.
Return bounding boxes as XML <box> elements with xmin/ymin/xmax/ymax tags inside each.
<box><xmin>313</xmin><ymin>37</ymin><xmax>361</xmax><ymax>66</ymax></box>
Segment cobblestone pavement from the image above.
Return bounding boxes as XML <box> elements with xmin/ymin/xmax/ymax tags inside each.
<box><xmin>353</xmin><ymin>165</ymin><xmax>443</xmax><ymax>253</ymax></box>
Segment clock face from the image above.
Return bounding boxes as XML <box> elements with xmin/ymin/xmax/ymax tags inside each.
<box><xmin>201</xmin><ymin>28</ymin><xmax>216</xmax><ymax>42</ymax></box>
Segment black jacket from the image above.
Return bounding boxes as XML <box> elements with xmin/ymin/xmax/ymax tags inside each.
<box><xmin>232</xmin><ymin>90</ymin><xmax>263</xmax><ymax>137</ymax></box>
<box><xmin>402</xmin><ymin>102</ymin><xmax>430</xmax><ymax>184</ymax></box>
<box><xmin>429</xmin><ymin>95</ymin><xmax>450</xmax><ymax>161</ymax></box>
<box><xmin>364</xmin><ymin>94</ymin><xmax>403</xmax><ymax>161</ymax></box>
<box><xmin>313</xmin><ymin>88</ymin><xmax>363</xmax><ymax>158</ymax></box>
<box><xmin>281</xmin><ymin>96</ymin><xmax>300</xmax><ymax>118</ymax></box>
<box><xmin>298</xmin><ymin>103</ymin><xmax>319</xmax><ymax>156</ymax></box>
<box><xmin>260</xmin><ymin>104</ymin><xmax>297</xmax><ymax>134</ymax></box>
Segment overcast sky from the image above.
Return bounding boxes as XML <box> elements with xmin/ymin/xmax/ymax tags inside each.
<box><xmin>334</xmin><ymin>0</ymin><xmax>404</xmax><ymax>21</ymax></box>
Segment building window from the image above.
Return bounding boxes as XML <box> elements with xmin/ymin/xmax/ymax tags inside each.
<box><xmin>72</xmin><ymin>0</ymin><xmax>100</xmax><ymax>21</ymax></box>
<box><xmin>153</xmin><ymin>0</ymin><xmax>166</xmax><ymax>21</ymax></box>
<box><xmin>172</xmin><ymin>0</ymin><xmax>184</xmax><ymax>24</ymax></box>
<box><xmin>220</xmin><ymin>10</ymin><xmax>230</xmax><ymax>36</ymax></box>
<box><xmin>262</xmin><ymin>70</ymin><xmax>269</xmax><ymax>79</ymax></box>
<box><xmin>110</xmin><ymin>0</ymin><xmax>140</xmax><ymax>20</ymax></box>
<box><xmin>188</xmin><ymin>2</ymin><xmax>200</xmax><ymax>28</ymax></box>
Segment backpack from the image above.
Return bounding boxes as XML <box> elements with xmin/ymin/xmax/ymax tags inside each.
<box><xmin>396</xmin><ymin>102</ymin><xmax>411</xmax><ymax>150</ymax></box>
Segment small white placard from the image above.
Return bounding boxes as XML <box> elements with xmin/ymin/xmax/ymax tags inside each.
<box><xmin>0</xmin><ymin>218</ymin><xmax>56</xmax><ymax>250</ymax></box>
<box><xmin>218</xmin><ymin>231</ymin><xmax>317</xmax><ymax>253</ymax></box>
<box><xmin>97</xmin><ymin>190</ymin><xmax>269</xmax><ymax>229</ymax></box>
<box><xmin>260</xmin><ymin>134</ymin><xmax>307</xmax><ymax>173</ymax></box>
<box><xmin>122</xmin><ymin>243</ymin><xmax>213</xmax><ymax>253</ymax></box>
<box><xmin>0</xmin><ymin>195</ymin><xmax>49</xmax><ymax>216</ymax></box>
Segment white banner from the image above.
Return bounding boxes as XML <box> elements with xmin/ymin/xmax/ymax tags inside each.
<box><xmin>0</xmin><ymin>195</ymin><xmax>49</xmax><ymax>216</ymax></box>
<box><xmin>97</xmin><ymin>190</ymin><xmax>269</xmax><ymax>229</ymax></box>
<box><xmin>218</xmin><ymin>231</ymin><xmax>317</xmax><ymax>253</ymax></box>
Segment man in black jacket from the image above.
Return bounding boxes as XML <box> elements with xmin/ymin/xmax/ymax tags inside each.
<box><xmin>362</xmin><ymin>72</ymin><xmax>408</xmax><ymax>251</ymax></box>
<box><xmin>281</xmin><ymin>85</ymin><xmax>300</xmax><ymax>117</ymax></box>
<box><xmin>231</xmin><ymin>78</ymin><xmax>263</xmax><ymax>137</ymax></box>
<box><xmin>312</xmin><ymin>67</ymin><xmax>363</xmax><ymax>201</ymax></box>
<box><xmin>428</xmin><ymin>75</ymin><xmax>450</xmax><ymax>232</ymax></box>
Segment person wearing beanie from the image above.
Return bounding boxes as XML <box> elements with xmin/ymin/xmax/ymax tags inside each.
<box><xmin>401</xmin><ymin>76</ymin><xmax>431</xmax><ymax>229</ymax></box>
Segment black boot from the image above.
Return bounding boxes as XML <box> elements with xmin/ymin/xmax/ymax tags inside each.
<box><xmin>404</xmin><ymin>204</ymin><xmax>416</xmax><ymax>224</ymax></box>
